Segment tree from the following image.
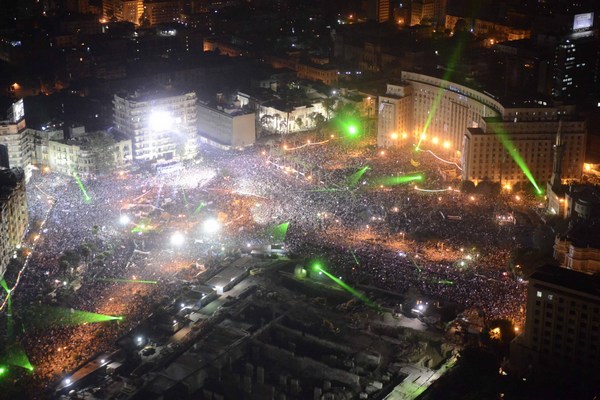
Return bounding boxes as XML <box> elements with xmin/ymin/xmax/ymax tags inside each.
<box><xmin>88</xmin><ymin>132</ymin><xmax>117</xmax><ymax>175</ymax></box>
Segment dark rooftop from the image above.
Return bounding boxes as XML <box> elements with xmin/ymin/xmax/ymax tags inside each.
<box><xmin>530</xmin><ymin>265</ymin><xmax>600</xmax><ymax>298</ymax></box>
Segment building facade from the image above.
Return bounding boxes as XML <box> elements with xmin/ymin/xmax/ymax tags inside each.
<box><xmin>377</xmin><ymin>83</ymin><xmax>413</xmax><ymax>148</ymax></box>
<box><xmin>113</xmin><ymin>88</ymin><xmax>198</xmax><ymax>162</ymax></box>
<box><xmin>510</xmin><ymin>265</ymin><xmax>600</xmax><ymax>381</ymax></box>
<box><xmin>0</xmin><ymin>100</ymin><xmax>33</xmax><ymax>178</ymax></box>
<box><xmin>47</xmin><ymin>133</ymin><xmax>132</xmax><ymax>176</ymax></box>
<box><xmin>103</xmin><ymin>0</ymin><xmax>143</xmax><ymax>24</ymax></box>
<box><xmin>143</xmin><ymin>0</ymin><xmax>180</xmax><ymax>25</ymax></box>
<box><xmin>197</xmin><ymin>103</ymin><xmax>255</xmax><ymax>150</ymax></box>
<box><xmin>554</xmin><ymin>238</ymin><xmax>600</xmax><ymax>274</ymax></box>
<box><xmin>377</xmin><ymin>71</ymin><xmax>503</xmax><ymax>152</ymax></box>
<box><xmin>462</xmin><ymin>111</ymin><xmax>586</xmax><ymax>187</ymax></box>
<box><xmin>0</xmin><ymin>168</ymin><xmax>28</xmax><ymax>279</ymax></box>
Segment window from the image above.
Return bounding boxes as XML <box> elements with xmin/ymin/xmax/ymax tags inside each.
<box><xmin>537</xmin><ymin>291</ymin><xmax>542</xmax><ymax>298</ymax></box>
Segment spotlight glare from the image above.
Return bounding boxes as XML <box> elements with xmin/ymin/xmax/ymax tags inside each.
<box><xmin>119</xmin><ymin>214</ymin><xmax>130</xmax><ymax>225</ymax></box>
<box><xmin>170</xmin><ymin>231</ymin><xmax>185</xmax><ymax>246</ymax></box>
<box><xmin>202</xmin><ymin>218</ymin><xmax>221</xmax><ymax>234</ymax></box>
<box><xmin>148</xmin><ymin>110</ymin><xmax>173</xmax><ymax>132</ymax></box>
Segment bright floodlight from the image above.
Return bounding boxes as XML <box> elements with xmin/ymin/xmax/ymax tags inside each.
<box><xmin>148</xmin><ymin>110</ymin><xmax>173</xmax><ymax>132</ymax></box>
<box><xmin>170</xmin><ymin>231</ymin><xmax>185</xmax><ymax>246</ymax></box>
<box><xmin>202</xmin><ymin>218</ymin><xmax>220</xmax><ymax>234</ymax></box>
<box><xmin>119</xmin><ymin>214</ymin><xmax>130</xmax><ymax>225</ymax></box>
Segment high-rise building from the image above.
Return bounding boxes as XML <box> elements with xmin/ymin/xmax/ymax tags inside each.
<box><xmin>113</xmin><ymin>88</ymin><xmax>198</xmax><ymax>162</ymax></box>
<box><xmin>0</xmin><ymin>100</ymin><xmax>33</xmax><ymax>177</ymax></box>
<box><xmin>103</xmin><ymin>0</ymin><xmax>143</xmax><ymax>24</ymax></box>
<box><xmin>410</xmin><ymin>0</ymin><xmax>435</xmax><ymax>26</ymax></box>
<box><xmin>143</xmin><ymin>0</ymin><xmax>180</xmax><ymax>25</ymax></box>
<box><xmin>0</xmin><ymin>168</ymin><xmax>28</xmax><ymax>280</ymax></box>
<box><xmin>510</xmin><ymin>265</ymin><xmax>600</xmax><ymax>382</ymax></box>
<box><xmin>367</xmin><ymin>0</ymin><xmax>390</xmax><ymax>23</ymax></box>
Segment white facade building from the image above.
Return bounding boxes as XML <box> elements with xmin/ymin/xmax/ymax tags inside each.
<box><xmin>197</xmin><ymin>103</ymin><xmax>255</xmax><ymax>150</ymax></box>
<box><xmin>113</xmin><ymin>89</ymin><xmax>198</xmax><ymax>162</ymax></box>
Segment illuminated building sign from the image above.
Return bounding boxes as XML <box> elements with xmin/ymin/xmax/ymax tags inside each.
<box><xmin>573</xmin><ymin>12</ymin><xmax>593</xmax><ymax>31</ymax></box>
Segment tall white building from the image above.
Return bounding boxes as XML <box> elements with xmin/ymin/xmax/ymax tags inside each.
<box><xmin>113</xmin><ymin>88</ymin><xmax>198</xmax><ymax>162</ymax></box>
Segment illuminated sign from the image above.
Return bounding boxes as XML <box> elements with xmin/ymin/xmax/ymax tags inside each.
<box><xmin>10</xmin><ymin>99</ymin><xmax>25</xmax><ymax>123</ymax></box>
<box><xmin>573</xmin><ymin>12</ymin><xmax>593</xmax><ymax>31</ymax></box>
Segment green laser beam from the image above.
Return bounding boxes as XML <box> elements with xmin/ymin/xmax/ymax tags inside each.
<box><xmin>437</xmin><ymin>280</ymin><xmax>454</xmax><ymax>285</ymax></box>
<box><xmin>193</xmin><ymin>201</ymin><xmax>206</xmax><ymax>215</ymax></box>
<box><xmin>494</xmin><ymin>130</ymin><xmax>543</xmax><ymax>194</ymax></box>
<box><xmin>97</xmin><ymin>278</ymin><xmax>157</xmax><ymax>284</ymax></box>
<box><xmin>351</xmin><ymin>251</ymin><xmax>360</xmax><ymax>265</ymax></box>
<box><xmin>417</xmin><ymin>34</ymin><xmax>467</xmax><ymax>151</ymax></box>
<box><xmin>182</xmin><ymin>188</ymin><xmax>189</xmax><ymax>206</ymax></box>
<box><xmin>346</xmin><ymin>166</ymin><xmax>370</xmax><ymax>187</ymax></box>
<box><xmin>268</xmin><ymin>222</ymin><xmax>289</xmax><ymax>243</ymax></box>
<box><xmin>313</xmin><ymin>263</ymin><xmax>379</xmax><ymax>310</ymax></box>
<box><xmin>73</xmin><ymin>172</ymin><xmax>92</xmax><ymax>203</ymax></box>
<box><xmin>373</xmin><ymin>174</ymin><xmax>424</xmax><ymax>187</ymax></box>
<box><xmin>1</xmin><ymin>280</ymin><xmax>14</xmax><ymax>339</ymax></box>
<box><xmin>26</xmin><ymin>306</ymin><xmax>123</xmax><ymax>329</ymax></box>
<box><xmin>3</xmin><ymin>344</ymin><xmax>34</xmax><ymax>372</ymax></box>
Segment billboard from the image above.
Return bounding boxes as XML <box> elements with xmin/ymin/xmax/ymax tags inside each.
<box><xmin>10</xmin><ymin>99</ymin><xmax>25</xmax><ymax>123</ymax></box>
<box><xmin>573</xmin><ymin>12</ymin><xmax>594</xmax><ymax>31</ymax></box>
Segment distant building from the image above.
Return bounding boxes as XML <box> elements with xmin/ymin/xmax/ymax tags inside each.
<box><xmin>31</xmin><ymin>128</ymin><xmax>65</xmax><ymax>167</ymax></box>
<box><xmin>367</xmin><ymin>0</ymin><xmax>390</xmax><ymax>23</ymax></box>
<box><xmin>47</xmin><ymin>131</ymin><xmax>132</xmax><ymax>177</ymax></box>
<box><xmin>197</xmin><ymin>102</ymin><xmax>255</xmax><ymax>150</ymax></box>
<box><xmin>103</xmin><ymin>0</ymin><xmax>143</xmax><ymax>24</ymax></box>
<box><xmin>0</xmin><ymin>168</ymin><xmax>28</xmax><ymax>279</ymax></box>
<box><xmin>510</xmin><ymin>265</ymin><xmax>600</xmax><ymax>382</ymax></box>
<box><xmin>143</xmin><ymin>0</ymin><xmax>180</xmax><ymax>25</ymax></box>
<box><xmin>410</xmin><ymin>0</ymin><xmax>435</xmax><ymax>26</ymax></box>
<box><xmin>113</xmin><ymin>88</ymin><xmax>198</xmax><ymax>162</ymax></box>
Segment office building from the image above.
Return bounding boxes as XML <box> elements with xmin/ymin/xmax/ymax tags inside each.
<box><xmin>113</xmin><ymin>88</ymin><xmax>198</xmax><ymax>162</ymax></box>
<box><xmin>143</xmin><ymin>0</ymin><xmax>180</xmax><ymax>26</ymax></box>
<box><xmin>0</xmin><ymin>100</ymin><xmax>33</xmax><ymax>178</ymax></box>
<box><xmin>0</xmin><ymin>168</ymin><xmax>28</xmax><ymax>279</ymax></box>
<box><xmin>510</xmin><ymin>265</ymin><xmax>600</xmax><ymax>381</ymax></box>
<box><xmin>103</xmin><ymin>0</ymin><xmax>143</xmax><ymax>24</ymax></box>
<box><xmin>197</xmin><ymin>102</ymin><xmax>255</xmax><ymax>150</ymax></box>
<box><xmin>367</xmin><ymin>0</ymin><xmax>390</xmax><ymax>23</ymax></box>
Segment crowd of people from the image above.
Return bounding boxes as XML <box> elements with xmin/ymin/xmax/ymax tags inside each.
<box><xmin>1</xmin><ymin>135</ymin><xmax>532</xmax><ymax>394</ymax></box>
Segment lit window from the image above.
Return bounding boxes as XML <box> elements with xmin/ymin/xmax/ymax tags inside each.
<box><xmin>537</xmin><ymin>291</ymin><xmax>542</xmax><ymax>298</ymax></box>
<box><xmin>548</xmin><ymin>294</ymin><xmax>553</xmax><ymax>301</ymax></box>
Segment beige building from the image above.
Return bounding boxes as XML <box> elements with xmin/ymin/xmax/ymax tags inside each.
<box><xmin>377</xmin><ymin>83</ymin><xmax>413</xmax><ymax>148</ymax></box>
<box><xmin>143</xmin><ymin>0</ymin><xmax>180</xmax><ymax>25</ymax></box>
<box><xmin>445</xmin><ymin>15</ymin><xmax>531</xmax><ymax>41</ymax></box>
<box><xmin>0</xmin><ymin>100</ymin><xmax>33</xmax><ymax>178</ymax></box>
<box><xmin>103</xmin><ymin>0</ymin><xmax>143</xmax><ymax>24</ymax></box>
<box><xmin>113</xmin><ymin>88</ymin><xmax>198</xmax><ymax>162</ymax></box>
<box><xmin>255</xmin><ymin>99</ymin><xmax>328</xmax><ymax>136</ymax></box>
<box><xmin>554</xmin><ymin>237</ymin><xmax>600</xmax><ymax>274</ymax></box>
<box><xmin>31</xmin><ymin>128</ymin><xmax>65</xmax><ymax>167</ymax></box>
<box><xmin>0</xmin><ymin>168</ymin><xmax>28</xmax><ymax>279</ymax></box>
<box><xmin>377</xmin><ymin>72</ymin><xmax>586</xmax><ymax>187</ymax></box>
<box><xmin>462</xmin><ymin>112</ymin><xmax>585</xmax><ymax>187</ymax></box>
<box><xmin>510</xmin><ymin>265</ymin><xmax>600</xmax><ymax>381</ymax></box>
<box><xmin>197</xmin><ymin>103</ymin><xmax>255</xmax><ymax>150</ymax></box>
<box><xmin>48</xmin><ymin>133</ymin><xmax>132</xmax><ymax>176</ymax></box>
<box><xmin>377</xmin><ymin>71</ymin><xmax>502</xmax><ymax>152</ymax></box>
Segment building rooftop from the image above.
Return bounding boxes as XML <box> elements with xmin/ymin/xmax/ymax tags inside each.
<box><xmin>530</xmin><ymin>265</ymin><xmax>600</xmax><ymax>298</ymax></box>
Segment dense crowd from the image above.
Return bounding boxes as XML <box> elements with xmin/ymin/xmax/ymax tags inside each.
<box><xmin>3</xmin><ymin>136</ymin><xmax>529</xmax><ymax>393</ymax></box>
